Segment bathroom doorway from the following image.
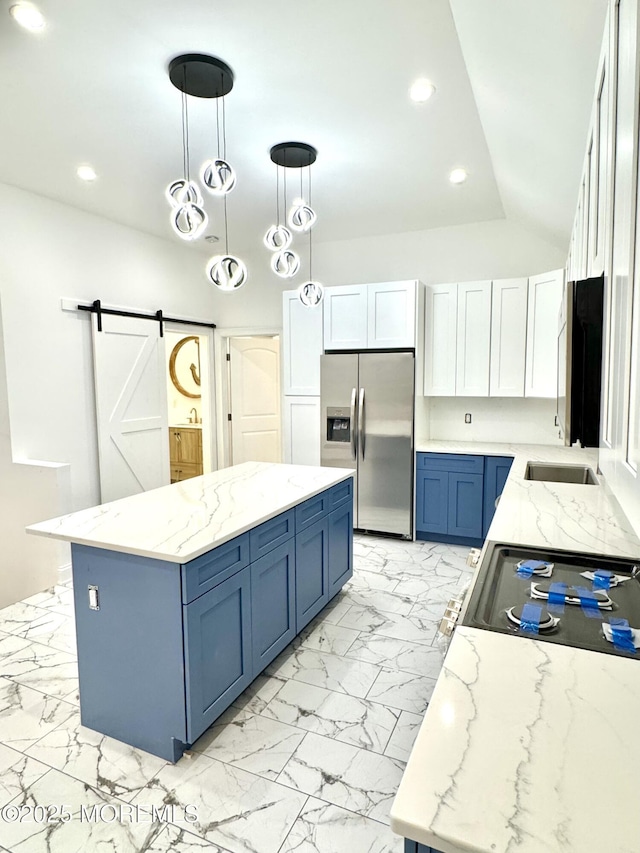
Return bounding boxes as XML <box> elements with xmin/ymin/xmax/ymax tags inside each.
<box><xmin>214</xmin><ymin>330</ymin><xmax>282</xmax><ymax>468</ymax></box>
<box><xmin>165</xmin><ymin>325</ymin><xmax>216</xmax><ymax>483</ymax></box>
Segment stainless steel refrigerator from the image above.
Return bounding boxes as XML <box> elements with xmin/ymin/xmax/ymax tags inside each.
<box><xmin>320</xmin><ymin>352</ymin><xmax>414</xmax><ymax>538</ymax></box>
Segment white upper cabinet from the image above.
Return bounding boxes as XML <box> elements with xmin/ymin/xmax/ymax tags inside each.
<box><xmin>323</xmin><ymin>285</ymin><xmax>368</xmax><ymax>350</ymax></box>
<box><xmin>366</xmin><ymin>281</ymin><xmax>417</xmax><ymax>348</ymax></box>
<box><xmin>456</xmin><ymin>281</ymin><xmax>492</xmax><ymax>397</ymax></box>
<box><xmin>490</xmin><ymin>278</ymin><xmax>528</xmax><ymax>397</ymax></box>
<box><xmin>282</xmin><ymin>291</ymin><xmax>323</xmax><ymax>395</ymax></box>
<box><xmin>525</xmin><ymin>269</ymin><xmax>564</xmax><ymax>398</ymax></box>
<box><xmin>424</xmin><ymin>284</ymin><xmax>458</xmax><ymax>396</ymax></box>
<box><xmin>324</xmin><ymin>281</ymin><xmax>418</xmax><ymax>350</ymax></box>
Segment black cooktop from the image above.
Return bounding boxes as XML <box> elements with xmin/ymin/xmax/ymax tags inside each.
<box><xmin>461</xmin><ymin>544</ymin><xmax>640</xmax><ymax>658</ymax></box>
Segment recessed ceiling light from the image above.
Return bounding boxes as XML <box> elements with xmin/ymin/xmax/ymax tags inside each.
<box><xmin>204</xmin><ymin>234</ymin><xmax>220</xmax><ymax>244</ymax></box>
<box><xmin>9</xmin><ymin>3</ymin><xmax>45</xmax><ymax>31</ymax></box>
<box><xmin>409</xmin><ymin>78</ymin><xmax>436</xmax><ymax>103</ymax></box>
<box><xmin>77</xmin><ymin>165</ymin><xmax>97</xmax><ymax>182</ymax></box>
<box><xmin>449</xmin><ymin>168</ymin><xmax>468</xmax><ymax>185</ymax></box>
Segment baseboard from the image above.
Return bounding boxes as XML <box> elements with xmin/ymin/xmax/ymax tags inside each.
<box><xmin>57</xmin><ymin>562</ymin><xmax>72</xmax><ymax>586</ymax></box>
<box><xmin>416</xmin><ymin>531</ymin><xmax>483</xmax><ymax>549</ymax></box>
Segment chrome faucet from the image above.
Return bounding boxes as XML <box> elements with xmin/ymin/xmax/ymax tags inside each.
<box><xmin>189</xmin><ymin>407</ymin><xmax>198</xmax><ymax>424</ymax></box>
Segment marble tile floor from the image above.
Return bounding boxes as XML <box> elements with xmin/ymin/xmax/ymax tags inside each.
<box><xmin>0</xmin><ymin>536</ymin><xmax>472</xmax><ymax>853</ymax></box>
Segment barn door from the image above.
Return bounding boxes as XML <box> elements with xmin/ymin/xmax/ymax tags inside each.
<box><xmin>91</xmin><ymin>314</ymin><xmax>169</xmax><ymax>502</ymax></box>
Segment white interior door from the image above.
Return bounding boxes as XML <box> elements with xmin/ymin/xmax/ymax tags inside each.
<box><xmin>229</xmin><ymin>336</ymin><xmax>282</xmax><ymax>465</ymax></box>
<box><xmin>92</xmin><ymin>314</ymin><xmax>169</xmax><ymax>503</ymax></box>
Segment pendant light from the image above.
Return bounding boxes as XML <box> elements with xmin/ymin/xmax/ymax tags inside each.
<box><xmin>266</xmin><ymin>143</ymin><xmax>323</xmax><ymax>305</ymax></box>
<box><xmin>167</xmin><ymin>54</ymin><xmax>247</xmax><ymax>290</ymax></box>
<box><xmin>166</xmin><ymin>56</ymin><xmax>209</xmax><ymax>241</ymax></box>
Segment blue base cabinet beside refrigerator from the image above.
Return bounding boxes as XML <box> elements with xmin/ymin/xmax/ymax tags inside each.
<box><xmin>71</xmin><ymin>478</ymin><xmax>353</xmax><ymax>763</ymax></box>
<box><xmin>416</xmin><ymin>453</ymin><xmax>513</xmax><ymax>546</ymax></box>
<box><xmin>416</xmin><ymin>453</ymin><xmax>484</xmax><ymax>546</ymax></box>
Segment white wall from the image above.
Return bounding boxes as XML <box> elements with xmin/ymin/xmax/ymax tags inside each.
<box><xmin>0</xmin><ymin>181</ymin><xmax>566</xmax><ymax>598</ymax></box>
<box><xmin>0</xmin><ymin>182</ymin><xmax>232</xmax><ymax>514</ymax></box>
<box><xmin>0</xmin><ymin>294</ymin><xmax>71</xmax><ymax>606</ymax></box>
<box><xmin>425</xmin><ymin>397</ymin><xmax>562</xmax><ymax>445</ymax></box>
<box><xmin>313</xmin><ymin>218</ymin><xmax>566</xmax><ymax>286</ymax></box>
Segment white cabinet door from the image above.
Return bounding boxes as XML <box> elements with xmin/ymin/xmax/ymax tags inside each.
<box><xmin>282</xmin><ymin>291</ymin><xmax>323</xmax><ymax>395</ymax></box>
<box><xmin>525</xmin><ymin>269</ymin><xmax>564</xmax><ymax>398</ymax></box>
<box><xmin>424</xmin><ymin>284</ymin><xmax>457</xmax><ymax>395</ymax></box>
<box><xmin>490</xmin><ymin>278</ymin><xmax>528</xmax><ymax>397</ymax></box>
<box><xmin>367</xmin><ymin>281</ymin><xmax>416</xmax><ymax>348</ymax></box>
<box><xmin>456</xmin><ymin>281</ymin><xmax>492</xmax><ymax>397</ymax></box>
<box><xmin>282</xmin><ymin>397</ymin><xmax>320</xmax><ymax>465</ymax></box>
<box><xmin>323</xmin><ymin>286</ymin><xmax>368</xmax><ymax>350</ymax></box>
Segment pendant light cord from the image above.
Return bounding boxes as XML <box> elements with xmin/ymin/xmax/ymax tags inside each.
<box><xmin>181</xmin><ymin>90</ymin><xmax>190</xmax><ymax>182</ymax></box>
<box><xmin>308</xmin><ymin>165</ymin><xmax>313</xmax><ymax>279</ymax></box>
<box><xmin>276</xmin><ymin>165</ymin><xmax>280</xmax><ymax>226</ymax></box>
<box><xmin>222</xmin><ymin>91</ymin><xmax>229</xmax><ymax>254</ymax></box>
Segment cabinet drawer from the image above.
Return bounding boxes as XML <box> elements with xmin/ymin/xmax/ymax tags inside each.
<box><xmin>417</xmin><ymin>452</ymin><xmax>483</xmax><ymax>474</ymax></box>
<box><xmin>329</xmin><ymin>478</ymin><xmax>353</xmax><ymax>509</ymax></box>
<box><xmin>295</xmin><ymin>491</ymin><xmax>330</xmax><ymax>532</ymax></box>
<box><xmin>250</xmin><ymin>509</ymin><xmax>295</xmax><ymax>562</ymax></box>
<box><xmin>171</xmin><ymin>462</ymin><xmax>202</xmax><ymax>482</ymax></box>
<box><xmin>181</xmin><ymin>533</ymin><xmax>250</xmax><ymax>604</ymax></box>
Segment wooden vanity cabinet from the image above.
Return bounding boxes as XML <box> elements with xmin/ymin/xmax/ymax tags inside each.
<box><xmin>169</xmin><ymin>427</ymin><xmax>203</xmax><ymax>482</ymax></box>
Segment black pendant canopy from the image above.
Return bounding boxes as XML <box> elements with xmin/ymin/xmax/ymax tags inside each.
<box><xmin>168</xmin><ymin>54</ymin><xmax>234</xmax><ymax>99</ymax></box>
<box><xmin>270</xmin><ymin>142</ymin><xmax>317</xmax><ymax>169</ymax></box>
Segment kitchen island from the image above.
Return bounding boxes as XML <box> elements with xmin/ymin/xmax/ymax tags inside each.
<box><xmin>27</xmin><ymin>461</ymin><xmax>354</xmax><ymax>762</ymax></box>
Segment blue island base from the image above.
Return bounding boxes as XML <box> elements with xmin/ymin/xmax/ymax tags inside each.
<box><xmin>71</xmin><ymin>480</ymin><xmax>353</xmax><ymax>762</ymax></box>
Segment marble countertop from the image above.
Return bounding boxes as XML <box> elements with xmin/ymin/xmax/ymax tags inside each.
<box><xmin>416</xmin><ymin>439</ymin><xmax>640</xmax><ymax>559</ymax></box>
<box><xmin>27</xmin><ymin>462</ymin><xmax>353</xmax><ymax>564</ymax></box>
<box><xmin>390</xmin><ymin>626</ymin><xmax>640</xmax><ymax>853</ymax></box>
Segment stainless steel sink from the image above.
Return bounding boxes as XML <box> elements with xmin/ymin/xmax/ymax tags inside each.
<box><xmin>524</xmin><ymin>462</ymin><xmax>598</xmax><ymax>485</ymax></box>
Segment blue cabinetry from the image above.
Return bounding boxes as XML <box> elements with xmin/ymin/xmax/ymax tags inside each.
<box><xmin>415</xmin><ymin>468</ymin><xmax>448</xmax><ymax>534</ymax></box>
<box><xmin>295</xmin><ymin>517</ymin><xmax>329</xmax><ymax>631</ymax></box>
<box><xmin>72</xmin><ymin>478</ymin><xmax>353</xmax><ymax>762</ymax></box>
<box><xmin>184</xmin><ymin>565</ymin><xmax>253</xmax><ymax>744</ymax></box>
<box><xmin>483</xmin><ymin>456</ymin><xmax>513</xmax><ymax>537</ymax></box>
<box><xmin>250</xmin><ymin>539</ymin><xmax>296</xmax><ymax>672</ymax></box>
<box><xmin>404</xmin><ymin>841</ymin><xmax>441</xmax><ymax>853</ymax></box>
<box><xmin>416</xmin><ymin>453</ymin><xmax>484</xmax><ymax>545</ymax></box>
<box><xmin>328</xmin><ymin>501</ymin><xmax>353</xmax><ymax>596</ymax></box>
<box><xmin>416</xmin><ymin>452</ymin><xmax>513</xmax><ymax>546</ymax></box>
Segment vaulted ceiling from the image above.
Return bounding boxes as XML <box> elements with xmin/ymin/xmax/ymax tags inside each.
<box><xmin>0</xmin><ymin>0</ymin><xmax>607</xmax><ymax>255</ymax></box>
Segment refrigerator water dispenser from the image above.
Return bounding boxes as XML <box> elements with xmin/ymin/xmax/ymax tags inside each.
<box><xmin>326</xmin><ymin>408</ymin><xmax>351</xmax><ymax>442</ymax></box>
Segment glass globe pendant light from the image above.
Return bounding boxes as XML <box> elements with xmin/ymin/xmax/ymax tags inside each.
<box><xmin>200</xmin><ymin>78</ymin><xmax>237</xmax><ymax>197</ymax></box>
<box><xmin>266</xmin><ymin>143</ymin><xmax>319</xmax><ymax>287</ymax></box>
<box><xmin>167</xmin><ymin>54</ymin><xmax>247</xmax><ymax>289</ymax></box>
<box><xmin>165</xmin><ymin>61</ymin><xmax>208</xmax><ymax>241</ymax></box>
<box><xmin>264</xmin><ymin>152</ymin><xmax>297</xmax><ymax>278</ymax></box>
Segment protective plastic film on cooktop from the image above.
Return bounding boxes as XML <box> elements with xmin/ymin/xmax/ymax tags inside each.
<box><xmin>462</xmin><ymin>544</ymin><xmax>640</xmax><ymax>657</ymax></box>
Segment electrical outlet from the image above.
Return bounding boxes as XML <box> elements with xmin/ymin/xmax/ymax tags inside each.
<box><xmin>465</xmin><ymin>413</ymin><xmax>472</xmax><ymax>424</ymax></box>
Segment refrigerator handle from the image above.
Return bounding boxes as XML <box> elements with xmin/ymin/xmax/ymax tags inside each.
<box><xmin>358</xmin><ymin>387</ymin><xmax>365</xmax><ymax>459</ymax></box>
<box><xmin>350</xmin><ymin>387</ymin><xmax>358</xmax><ymax>460</ymax></box>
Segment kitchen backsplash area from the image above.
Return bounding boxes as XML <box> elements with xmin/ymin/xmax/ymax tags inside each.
<box><xmin>423</xmin><ymin>397</ymin><xmax>562</xmax><ymax>445</ymax></box>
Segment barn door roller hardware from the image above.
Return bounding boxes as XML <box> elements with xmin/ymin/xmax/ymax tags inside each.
<box><xmin>78</xmin><ymin>300</ymin><xmax>216</xmax><ymax>334</ymax></box>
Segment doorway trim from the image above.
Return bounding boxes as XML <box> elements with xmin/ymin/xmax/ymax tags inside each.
<box><xmin>214</xmin><ymin>326</ymin><xmax>281</xmax><ymax>469</ymax></box>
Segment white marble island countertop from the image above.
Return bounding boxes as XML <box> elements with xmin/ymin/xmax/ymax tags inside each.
<box><xmin>27</xmin><ymin>461</ymin><xmax>353</xmax><ymax>563</ymax></box>
<box><xmin>416</xmin><ymin>439</ymin><xmax>640</xmax><ymax>558</ymax></box>
<box><xmin>391</xmin><ymin>626</ymin><xmax>640</xmax><ymax>853</ymax></box>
